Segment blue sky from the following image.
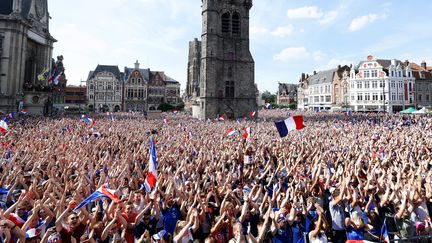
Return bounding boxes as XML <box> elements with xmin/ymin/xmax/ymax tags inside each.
<box><xmin>49</xmin><ymin>0</ymin><xmax>432</xmax><ymax>93</ymax></box>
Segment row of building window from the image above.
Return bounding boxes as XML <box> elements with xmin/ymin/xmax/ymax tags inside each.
<box><xmin>89</xmin><ymin>94</ymin><xmax>121</xmax><ymax>101</ymax></box>
<box><xmin>352</xmin><ymin>93</ymin><xmax>415</xmax><ymax>101</ymax></box>
<box><xmin>310</xmin><ymin>95</ymin><xmax>332</xmax><ymax>103</ymax></box>
<box><xmin>311</xmin><ymin>85</ymin><xmax>331</xmax><ymax>94</ymax></box>
<box><xmin>417</xmin><ymin>83</ymin><xmax>432</xmax><ymax>91</ymax></box>
<box><xmin>89</xmin><ymin>84</ymin><xmax>121</xmax><ymax>91</ymax></box>
<box><xmin>127</xmin><ymin>89</ymin><xmax>145</xmax><ymax>99</ymax></box>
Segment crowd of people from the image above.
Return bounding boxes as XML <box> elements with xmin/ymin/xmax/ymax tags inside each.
<box><xmin>0</xmin><ymin>109</ymin><xmax>431</xmax><ymax>243</ymax></box>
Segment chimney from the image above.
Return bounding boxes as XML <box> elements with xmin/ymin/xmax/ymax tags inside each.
<box><xmin>313</xmin><ymin>71</ymin><xmax>317</xmax><ymax>75</ymax></box>
<box><xmin>404</xmin><ymin>60</ymin><xmax>409</xmax><ymax>66</ymax></box>
<box><xmin>391</xmin><ymin>59</ymin><xmax>396</xmax><ymax>66</ymax></box>
<box><xmin>421</xmin><ymin>60</ymin><xmax>427</xmax><ymax>69</ymax></box>
<box><xmin>301</xmin><ymin>73</ymin><xmax>305</xmax><ymax>81</ymax></box>
<box><xmin>134</xmin><ymin>60</ymin><xmax>140</xmax><ymax>69</ymax></box>
<box><xmin>338</xmin><ymin>65</ymin><xmax>341</xmax><ymax>69</ymax></box>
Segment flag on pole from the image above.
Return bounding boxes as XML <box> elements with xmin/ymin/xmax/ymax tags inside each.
<box><xmin>274</xmin><ymin>116</ymin><xmax>306</xmax><ymax>138</ymax></box>
<box><xmin>73</xmin><ymin>184</ymin><xmax>120</xmax><ymax>212</ymax></box>
<box><xmin>265</xmin><ymin>103</ymin><xmax>272</xmax><ymax>109</ymax></box>
<box><xmin>243</xmin><ymin>127</ymin><xmax>252</xmax><ymax>139</ymax></box>
<box><xmin>20</xmin><ymin>108</ymin><xmax>28</xmax><ymax>114</ymax></box>
<box><xmin>144</xmin><ymin>137</ymin><xmax>158</xmax><ymax>192</ymax></box>
<box><xmin>81</xmin><ymin>115</ymin><xmax>95</xmax><ymax>126</ymax></box>
<box><xmin>0</xmin><ymin>119</ymin><xmax>8</xmax><ymax>135</ymax></box>
<box><xmin>53</xmin><ymin>71</ymin><xmax>63</xmax><ymax>85</ymax></box>
<box><xmin>218</xmin><ymin>115</ymin><xmax>225</xmax><ymax>121</ymax></box>
<box><xmin>226</xmin><ymin>128</ymin><xmax>238</xmax><ymax>137</ymax></box>
<box><xmin>249</xmin><ymin>111</ymin><xmax>256</xmax><ymax>117</ymax></box>
<box><xmin>37</xmin><ymin>68</ymin><xmax>50</xmax><ymax>81</ymax></box>
<box><xmin>163</xmin><ymin>117</ymin><xmax>169</xmax><ymax>124</ymax></box>
<box><xmin>380</xmin><ymin>219</ymin><xmax>390</xmax><ymax>243</ymax></box>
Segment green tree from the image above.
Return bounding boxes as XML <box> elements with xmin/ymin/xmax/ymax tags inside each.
<box><xmin>174</xmin><ymin>101</ymin><xmax>185</xmax><ymax>111</ymax></box>
<box><xmin>158</xmin><ymin>103</ymin><xmax>173</xmax><ymax>112</ymax></box>
<box><xmin>261</xmin><ymin>91</ymin><xmax>276</xmax><ymax>103</ymax></box>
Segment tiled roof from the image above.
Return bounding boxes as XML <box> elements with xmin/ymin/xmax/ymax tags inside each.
<box><xmin>375</xmin><ymin>59</ymin><xmax>406</xmax><ymax>69</ymax></box>
<box><xmin>278</xmin><ymin>83</ymin><xmax>297</xmax><ymax>95</ymax></box>
<box><xmin>88</xmin><ymin>65</ymin><xmax>122</xmax><ymax>80</ymax></box>
<box><xmin>124</xmin><ymin>68</ymin><xmax>150</xmax><ymax>82</ymax></box>
<box><xmin>308</xmin><ymin>69</ymin><xmax>336</xmax><ymax>85</ymax></box>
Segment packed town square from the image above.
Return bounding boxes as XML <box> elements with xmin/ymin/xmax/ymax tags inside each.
<box><xmin>0</xmin><ymin>110</ymin><xmax>430</xmax><ymax>243</ymax></box>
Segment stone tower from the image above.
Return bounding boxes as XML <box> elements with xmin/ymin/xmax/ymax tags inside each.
<box><xmin>186</xmin><ymin>38</ymin><xmax>201</xmax><ymax>99</ymax></box>
<box><xmin>198</xmin><ymin>0</ymin><xmax>256</xmax><ymax>119</ymax></box>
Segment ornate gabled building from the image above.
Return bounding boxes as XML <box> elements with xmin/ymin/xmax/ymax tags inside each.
<box><xmin>123</xmin><ymin>60</ymin><xmax>149</xmax><ymax>112</ymax></box>
<box><xmin>86</xmin><ymin>65</ymin><xmax>123</xmax><ymax>112</ymax></box>
<box><xmin>350</xmin><ymin>56</ymin><xmax>415</xmax><ymax>112</ymax></box>
<box><xmin>332</xmin><ymin>65</ymin><xmax>351</xmax><ymax>110</ymax></box>
<box><xmin>276</xmin><ymin>83</ymin><xmax>297</xmax><ymax>107</ymax></box>
<box><xmin>0</xmin><ymin>0</ymin><xmax>56</xmax><ymax>114</ymax></box>
<box><xmin>195</xmin><ymin>0</ymin><xmax>257</xmax><ymax>119</ymax></box>
<box><xmin>409</xmin><ymin>61</ymin><xmax>432</xmax><ymax>108</ymax></box>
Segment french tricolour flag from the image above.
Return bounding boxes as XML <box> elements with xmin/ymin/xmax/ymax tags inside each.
<box><xmin>249</xmin><ymin>111</ymin><xmax>256</xmax><ymax>117</ymax></box>
<box><xmin>73</xmin><ymin>184</ymin><xmax>120</xmax><ymax>212</ymax></box>
<box><xmin>274</xmin><ymin>115</ymin><xmax>305</xmax><ymax>137</ymax></box>
<box><xmin>163</xmin><ymin>117</ymin><xmax>169</xmax><ymax>124</ymax></box>
<box><xmin>0</xmin><ymin>119</ymin><xmax>8</xmax><ymax>135</ymax></box>
<box><xmin>144</xmin><ymin>137</ymin><xmax>158</xmax><ymax>192</ymax></box>
<box><xmin>81</xmin><ymin>115</ymin><xmax>95</xmax><ymax>125</ymax></box>
<box><xmin>20</xmin><ymin>108</ymin><xmax>28</xmax><ymax>114</ymax></box>
<box><xmin>380</xmin><ymin>219</ymin><xmax>390</xmax><ymax>243</ymax></box>
<box><xmin>226</xmin><ymin>128</ymin><xmax>237</xmax><ymax>137</ymax></box>
<box><xmin>265</xmin><ymin>103</ymin><xmax>272</xmax><ymax>109</ymax></box>
<box><xmin>219</xmin><ymin>115</ymin><xmax>225</xmax><ymax>121</ymax></box>
<box><xmin>243</xmin><ymin>127</ymin><xmax>252</xmax><ymax>139</ymax></box>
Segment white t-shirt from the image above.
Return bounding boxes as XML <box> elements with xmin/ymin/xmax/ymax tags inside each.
<box><xmin>308</xmin><ymin>231</ymin><xmax>328</xmax><ymax>243</ymax></box>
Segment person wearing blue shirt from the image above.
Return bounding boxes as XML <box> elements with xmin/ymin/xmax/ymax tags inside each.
<box><xmin>161</xmin><ymin>193</ymin><xmax>184</xmax><ymax>235</ymax></box>
<box><xmin>270</xmin><ymin>214</ymin><xmax>293</xmax><ymax>243</ymax></box>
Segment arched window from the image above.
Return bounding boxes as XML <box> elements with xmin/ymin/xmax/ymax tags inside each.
<box><xmin>221</xmin><ymin>13</ymin><xmax>230</xmax><ymax>34</ymax></box>
<box><xmin>232</xmin><ymin>12</ymin><xmax>241</xmax><ymax>36</ymax></box>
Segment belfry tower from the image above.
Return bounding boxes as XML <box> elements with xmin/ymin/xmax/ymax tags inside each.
<box><xmin>198</xmin><ymin>0</ymin><xmax>256</xmax><ymax>119</ymax></box>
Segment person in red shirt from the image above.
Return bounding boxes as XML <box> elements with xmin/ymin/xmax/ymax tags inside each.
<box><xmin>121</xmin><ymin>202</ymin><xmax>138</xmax><ymax>243</ymax></box>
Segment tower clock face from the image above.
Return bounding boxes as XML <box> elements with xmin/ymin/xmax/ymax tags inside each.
<box><xmin>35</xmin><ymin>0</ymin><xmax>45</xmax><ymax>19</ymax></box>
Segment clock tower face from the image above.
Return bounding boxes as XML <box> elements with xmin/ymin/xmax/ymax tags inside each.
<box><xmin>35</xmin><ymin>0</ymin><xmax>45</xmax><ymax>19</ymax></box>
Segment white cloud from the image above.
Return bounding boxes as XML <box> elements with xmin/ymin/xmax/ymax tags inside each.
<box><xmin>319</xmin><ymin>10</ymin><xmax>339</xmax><ymax>25</ymax></box>
<box><xmin>348</xmin><ymin>13</ymin><xmax>386</xmax><ymax>32</ymax></box>
<box><xmin>316</xmin><ymin>58</ymin><xmax>352</xmax><ymax>71</ymax></box>
<box><xmin>271</xmin><ymin>25</ymin><xmax>294</xmax><ymax>37</ymax></box>
<box><xmin>273</xmin><ymin>47</ymin><xmax>310</xmax><ymax>61</ymax></box>
<box><xmin>312</xmin><ymin>51</ymin><xmax>326</xmax><ymax>61</ymax></box>
<box><xmin>287</xmin><ymin>6</ymin><xmax>323</xmax><ymax>19</ymax></box>
<box><xmin>250</xmin><ymin>25</ymin><xmax>269</xmax><ymax>35</ymax></box>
